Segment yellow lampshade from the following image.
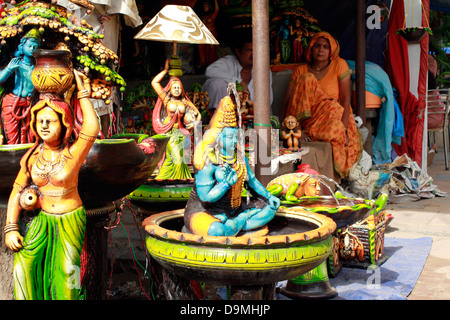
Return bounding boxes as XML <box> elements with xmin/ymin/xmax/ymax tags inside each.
<box><xmin>134</xmin><ymin>5</ymin><xmax>219</xmax><ymax>45</ymax></box>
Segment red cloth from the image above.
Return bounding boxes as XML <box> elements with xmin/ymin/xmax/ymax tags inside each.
<box><xmin>385</xmin><ymin>0</ymin><xmax>429</xmax><ymax>167</ymax></box>
<box><xmin>1</xmin><ymin>93</ymin><xmax>34</xmax><ymax>144</ymax></box>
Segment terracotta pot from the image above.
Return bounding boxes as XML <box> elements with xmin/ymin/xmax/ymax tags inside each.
<box><xmin>31</xmin><ymin>49</ymin><xmax>74</xmax><ymax>95</ymax></box>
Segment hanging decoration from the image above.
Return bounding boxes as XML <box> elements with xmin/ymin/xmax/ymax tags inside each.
<box><xmin>396</xmin><ymin>0</ymin><xmax>432</xmax><ymax>43</ymax></box>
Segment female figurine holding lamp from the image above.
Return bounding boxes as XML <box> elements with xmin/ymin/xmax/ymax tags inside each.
<box><xmin>151</xmin><ymin>59</ymin><xmax>201</xmax><ymax>180</ymax></box>
<box><xmin>4</xmin><ymin>68</ymin><xmax>99</xmax><ymax>300</ymax></box>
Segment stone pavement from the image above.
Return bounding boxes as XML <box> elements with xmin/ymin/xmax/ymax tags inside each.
<box><xmin>385</xmin><ymin>145</ymin><xmax>450</xmax><ymax>300</ymax></box>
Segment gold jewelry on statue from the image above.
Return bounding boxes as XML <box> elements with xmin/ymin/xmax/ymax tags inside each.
<box><xmin>194</xmin><ymin>96</ymin><xmax>239</xmax><ymax>170</ymax></box>
<box><xmin>79</xmin><ymin>132</ymin><xmax>97</xmax><ymax>142</ymax></box>
<box><xmin>220</xmin><ymin>153</ymin><xmax>246</xmax><ymax>210</ymax></box>
<box><xmin>4</xmin><ymin>223</ymin><xmax>19</xmax><ymax>234</ymax></box>
<box><xmin>33</xmin><ymin>145</ymin><xmax>66</xmax><ymax>179</ymax></box>
<box><xmin>40</xmin><ymin>186</ymin><xmax>76</xmax><ymax>197</ymax></box>
<box><xmin>77</xmin><ymin>89</ymin><xmax>90</xmax><ymax>99</ymax></box>
<box><xmin>209</xmin><ymin>96</ymin><xmax>238</xmax><ymax>130</ymax></box>
<box><xmin>13</xmin><ymin>181</ymin><xmax>24</xmax><ymax>192</ymax></box>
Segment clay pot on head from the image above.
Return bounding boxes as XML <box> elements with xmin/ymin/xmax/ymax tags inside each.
<box><xmin>32</xmin><ymin>49</ymin><xmax>74</xmax><ymax>96</ymax></box>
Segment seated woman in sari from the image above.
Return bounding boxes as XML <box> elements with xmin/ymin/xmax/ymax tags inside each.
<box><xmin>281</xmin><ymin>31</ymin><xmax>363</xmax><ymax>179</ymax></box>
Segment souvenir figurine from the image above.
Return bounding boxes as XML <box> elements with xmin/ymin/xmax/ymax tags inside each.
<box><xmin>267</xmin><ymin>164</ymin><xmax>321</xmax><ymax>202</ymax></box>
<box><xmin>0</xmin><ymin>29</ymin><xmax>40</xmax><ymax>144</ymax></box>
<box><xmin>4</xmin><ymin>68</ymin><xmax>99</xmax><ymax>300</ymax></box>
<box><xmin>151</xmin><ymin>59</ymin><xmax>201</xmax><ymax>180</ymax></box>
<box><xmin>124</xmin><ymin>117</ymin><xmax>137</xmax><ymax>134</ymax></box>
<box><xmin>184</xmin><ymin>94</ymin><xmax>280</xmax><ymax>236</ymax></box>
<box><xmin>198</xmin><ymin>0</ymin><xmax>219</xmax><ymax>67</ymax></box>
<box><xmin>281</xmin><ymin>115</ymin><xmax>302</xmax><ymax>150</ymax></box>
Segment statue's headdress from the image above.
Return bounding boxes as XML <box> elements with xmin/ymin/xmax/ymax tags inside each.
<box><xmin>23</xmin><ymin>28</ymin><xmax>42</xmax><ymax>40</ymax></box>
<box><xmin>208</xmin><ymin>95</ymin><xmax>237</xmax><ymax>130</ymax></box>
<box><xmin>193</xmin><ymin>94</ymin><xmax>239</xmax><ymax>170</ymax></box>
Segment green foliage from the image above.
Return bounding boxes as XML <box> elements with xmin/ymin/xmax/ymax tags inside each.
<box><xmin>430</xmin><ymin>37</ymin><xmax>450</xmax><ymax>88</ymax></box>
<box><xmin>430</xmin><ymin>10</ymin><xmax>450</xmax><ymax>47</ymax></box>
<box><xmin>123</xmin><ymin>82</ymin><xmax>157</xmax><ymax>112</ymax></box>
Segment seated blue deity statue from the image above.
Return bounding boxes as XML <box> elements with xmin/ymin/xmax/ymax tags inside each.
<box><xmin>183</xmin><ymin>95</ymin><xmax>280</xmax><ymax>237</ymax></box>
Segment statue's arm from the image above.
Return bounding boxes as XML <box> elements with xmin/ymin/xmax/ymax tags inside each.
<box><xmin>0</xmin><ymin>58</ymin><xmax>19</xmax><ymax>84</ymax></box>
<box><xmin>245</xmin><ymin>157</ymin><xmax>280</xmax><ymax>209</ymax></box>
<box><xmin>245</xmin><ymin>157</ymin><xmax>271</xmax><ymax>199</ymax></box>
<box><xmin>69</xmin><ymin>70</ymin><xmax>100</xmax><ymax>164</ymax></box>
<box><xmin>196</xmin><ymin>165</ymin><xmax>230</xmax><ymax>203</ymax></box>
<box><xmin>4</xmin><ymin>168</ymin><xmax>29</xmax><ymax>251</ymax></box>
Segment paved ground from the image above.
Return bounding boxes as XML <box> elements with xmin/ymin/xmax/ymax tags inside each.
<box><xmin>108</xmin><ymin>142</ymin><xmax>450</xmax><ymax>300</ymax></box>
<box><xmin>385</xmin><ymin>145</ymin><xmax>450</xmax><ymax>300</ymax></box>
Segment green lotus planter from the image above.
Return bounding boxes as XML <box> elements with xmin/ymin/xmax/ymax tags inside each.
<box><xmin>142</xmin><ymin>208</ymin><xmax>336</xmax><ymax>299</ymax></box>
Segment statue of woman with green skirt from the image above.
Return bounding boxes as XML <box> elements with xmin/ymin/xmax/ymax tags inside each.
<box><xmin>4</xmin><ymin>68</ymin><xmax>99</xmax><ymax>300</ymax></box>
<box><xmin>151</xmin><ymin>59</ymin><xmax>201</xmax><ymax>180</ymax></box>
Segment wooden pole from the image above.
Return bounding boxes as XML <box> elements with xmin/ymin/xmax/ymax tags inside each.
<box><xmin>355</xmin><ymin>0</ymin><xmax>366</xmax><ymax>124</ymax></box>
<box><xmin>252</xmin><ymin>0</ymin><xmax>272</xmax><ymax>186</ymax></box>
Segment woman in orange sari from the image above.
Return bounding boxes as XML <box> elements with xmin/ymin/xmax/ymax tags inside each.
<box><xmin>281</xmin><ymin>31</ymin><xmax>362</xmax><ymax>178</ymax></box>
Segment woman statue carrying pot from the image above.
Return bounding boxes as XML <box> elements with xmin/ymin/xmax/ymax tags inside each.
<box><xmin>4</xmin><ymin>51</ymin><xmax>99</xmax><ymax>299</ymax></box>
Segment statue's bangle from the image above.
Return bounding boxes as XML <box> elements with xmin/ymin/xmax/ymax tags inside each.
<box><xmin>77</xmin><ymin>89</ymin><xmax>90</xmax><ymax>99</ymax></box>
<box><xmin>79</xmin><ymin>132</ymin><xmax>97</xmax><ymax>142</ymax></box>
<box><xmin>4</xmin><ymin>223</ymin><xmax>19</xmax><ymax>234</ymax></box>
<box><xmin>13</xmin><ymin>181</ymin><xmax>24</xmax><ymax>192</ymax></box>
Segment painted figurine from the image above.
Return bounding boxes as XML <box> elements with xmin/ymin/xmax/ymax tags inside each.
<box><xmin>0</xmin><ymin>29</ymin><xmax>40</xmax><ymax>144</ymax></box>
<box><xmin>281</xmin><ymin>115</ymin><xmax>302</xmax><ymax>150</ymax></box>
<box><xmin>267</xmin><ymin>165</ymin><xmax>321</xmax><ymax>203</ymax></box>
<box><xmin>290</xmin><ymin>17</ymin><xmax>304</xmax><ymax>63</ymax></box>
<box><xmin>276</xmin><ymin>18</ymin><xmax>292</xmax><ymax>64</ymax></box>
<box><xmin>151</xmin><ymin>59</ymin><xmax>201</xmax><ymax>180</ymax></box>
<box><xmin>124</xmin><ymin>117</ymin><xmax>137</xmax><ymax>134</ymax></box>
<box><xmin>198</xmin><ymin>0</ymin><xmax>219</xmax><ymax>67</ymax></box>
<box><xmin>4</xmin><ymin>69</ymin><xmax>99</xmax><ymax>300</ymax></box>
<box><xmin>184</xmin><ymin>94</ymin><xmax>280</xmax><ymax>237</ymax></box>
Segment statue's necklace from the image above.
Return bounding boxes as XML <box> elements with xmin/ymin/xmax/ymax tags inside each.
<box><xmin>221</xmin><ymin>153</ymin><xmax>246</xmax><ymax>209</ymax></box>
<box><xmin>33</xmin><ymin>145</ymin><xmax>66</xmax><ymax>179</ymax></box>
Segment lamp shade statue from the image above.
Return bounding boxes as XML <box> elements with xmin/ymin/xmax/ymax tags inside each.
<box><xmin>151</xmin><ymin>59</ymin><xmax>201</xmax><ymax>180</ymax></box>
